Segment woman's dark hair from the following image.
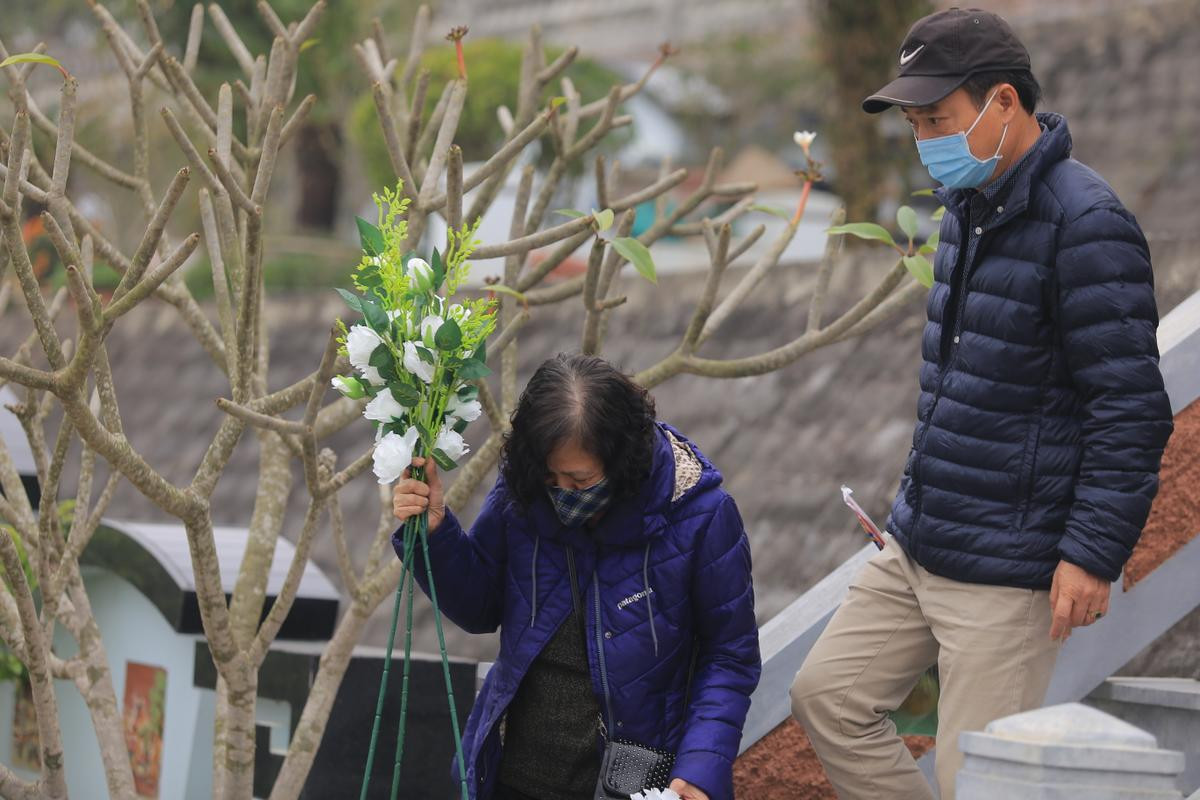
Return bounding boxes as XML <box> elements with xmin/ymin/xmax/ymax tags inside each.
<box><xmin>501</xmin><ymin>354</ymin><xmax>658</xmax><ymax>507</ymax></box>
<box><xmin>962</xmin><ymin>69</ymin><xmax>1042</xmax><ymax>115</ymax></box>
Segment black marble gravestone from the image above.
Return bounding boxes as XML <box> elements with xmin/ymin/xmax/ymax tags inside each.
<box><xmin>301</xmin><ymin>651</ymin><xmax>477</xmax><ymax>800</ymax></box>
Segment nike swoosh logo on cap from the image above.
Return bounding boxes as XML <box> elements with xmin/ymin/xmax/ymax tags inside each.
<box><xmin>899</xmin><ymin>44</ymin><xmax>925</xmax><ymax>66</ymax></box>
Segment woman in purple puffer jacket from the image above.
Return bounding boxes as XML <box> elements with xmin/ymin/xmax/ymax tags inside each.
<box><xmin>391</xmin><ymin>354</ymin><xmax>760</xmax><ymax>800</ymax></box>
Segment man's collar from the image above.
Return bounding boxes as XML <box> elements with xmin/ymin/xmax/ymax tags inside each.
<box><xmin>935</xmin><ymin>112</ymin><xmax>1072</xmax><ymax>220</ymax></box>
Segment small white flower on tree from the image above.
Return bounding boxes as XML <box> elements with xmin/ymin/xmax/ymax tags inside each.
<box><xmin>794</xmin><ymin>130</ymin><xmax>817</xmax><ymax>157</ymax></box>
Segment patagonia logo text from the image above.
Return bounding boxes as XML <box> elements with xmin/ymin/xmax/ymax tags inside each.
<box><xmin>617</xmin><ymin>588</ymin><xmax>654</xmax><ymax>611</ymax></box>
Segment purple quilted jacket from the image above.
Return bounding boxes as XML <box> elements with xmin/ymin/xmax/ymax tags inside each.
<box><xmin>398</xmin><ymin>422</ymin><xmax>760</xmax><ymax>799</ymax></box>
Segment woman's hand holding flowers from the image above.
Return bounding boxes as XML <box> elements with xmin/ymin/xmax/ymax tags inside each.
<box><xmin>392</xmin><ymin>457</ymin><xmax>445</xmax><ymax>531</ymax></box>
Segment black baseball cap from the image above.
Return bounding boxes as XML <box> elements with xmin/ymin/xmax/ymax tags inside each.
<box><xmin>862</xmin><ymin>7</ymin><xmax>1031</xmax><ymax>114</ymax></box>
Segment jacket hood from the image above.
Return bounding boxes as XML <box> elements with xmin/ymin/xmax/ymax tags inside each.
<box><xmin>519</xmin><ymin>421</ymin><xmax>723</xmax><ymax>549</ymax></box>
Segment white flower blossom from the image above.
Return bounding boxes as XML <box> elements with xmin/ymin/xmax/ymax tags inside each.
<box><xmin>445</xmin><ymin>394</ymin><xmax>482</xmax><ymax>425</ymax></box>
<box><xmin>331</xmin><ymin>375</ymin><xmax>366</xmax><ymax>399</ymax></box>
<box><xmin>446</xmin><ymin>303</ymin><xmax>471</xmax><ymax>324</ymax></box>
<box><xmin>402</xmin><ymin>340</ymin><xmax>435</xmax><ymax>383</ymax></box>
<box><xmin>346</xmin><ymin>325</ymin><xmax>383</xmax><ymax>370</ymax></box>
<box><xmin>372</xmin><ymin>427</ymin><xmax>420</xmax><ymax>484</ymax></box>
<box><xmin>408</xmin><ymin>257</ymin><xmax>433</xmax><ymax>289</ymax></box>
<box><xmin>794</xmin><ymin>130</ymin><xmax>817</xmax><ymax>157</ymax></box>
<box><xmin>363</xmin><ymin>390</ymin><xmax>411</xmax><ymax>423</ymax></box>
<box><xmin>420</xmin><ymin>314</ymin><xmax>444</xmax><ymax>343</ymax></box>
<box><xmin>359</xmin><ymin>365</ymin><xmax>385</xmax><ymax>386</ymax></box>
<box><xmin>434</xmin><ymin>426</ymin><xmax>470</xmax><ymax>462</ymax></box>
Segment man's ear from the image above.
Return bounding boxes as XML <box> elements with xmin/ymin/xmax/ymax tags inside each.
<box><xmin>994</xmin><ymin>83</ymin><xmax>1021</xmax><ymax>122</ymax></box>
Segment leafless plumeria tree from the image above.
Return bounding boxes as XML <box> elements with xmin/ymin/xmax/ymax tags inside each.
<box><xmin>0</xmin><ymin>2</ymin><xmax>926</xmax><ymax>798</ymax></box>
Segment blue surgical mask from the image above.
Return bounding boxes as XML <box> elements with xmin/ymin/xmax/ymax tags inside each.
<box><xmin>915</xmin><ymin>90</ymin><xmax>1008</xmax><ymax>189</ymax></box>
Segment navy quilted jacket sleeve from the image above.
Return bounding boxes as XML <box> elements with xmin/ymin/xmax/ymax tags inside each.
<box><xmin>1053</xmin><ymin>205</ymin><xmax>1174</xmax><ymax>581</ymax></box>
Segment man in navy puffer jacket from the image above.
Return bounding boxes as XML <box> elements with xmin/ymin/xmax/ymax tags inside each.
<box><xmin>791</xmin><ymin>8</ymin><xmax>1173</xmax><ymax>799</ymax></box>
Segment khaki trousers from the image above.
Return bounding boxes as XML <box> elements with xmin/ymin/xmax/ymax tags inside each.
<box><xmin>790</xmin><ymin>537</ymin><xmax>1060</xmax><ymax>800</ymax></box>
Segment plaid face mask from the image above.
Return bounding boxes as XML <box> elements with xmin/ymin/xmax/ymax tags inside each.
<box><xmin>547</xmin><ymin>477</ymin><xmax>613</xmax><ymax>528</ymax></box>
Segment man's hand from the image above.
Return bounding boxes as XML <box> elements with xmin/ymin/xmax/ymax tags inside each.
<box><xmin>668</xmin><ymin>778</ymin><xmax>709</xmax><ymax>800</ymax></box>
<box><xmin>391</xmin><ymin>457</ymin><xmax>445</xmax><ymax>531</ymax></box>
<box><xmin>1049</xmin><ymin>560</ymin><xmax>1111</xmax><ymax>641</ymax></box>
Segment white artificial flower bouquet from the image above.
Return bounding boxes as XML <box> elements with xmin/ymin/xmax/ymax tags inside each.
<box><xmin>340</xmin><ymin>182</ymin><xmax>492</xmax><ymax>799</ymax></box>
<box><xmin>331</xmin><ymin>183</ymin><xmax>494</xmax><ymax>484</ymax></box>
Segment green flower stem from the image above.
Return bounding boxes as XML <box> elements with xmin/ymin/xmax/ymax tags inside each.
<box><xmin>419</xmin><ymin>511</ymin><xmax>470</xmax><ymax>800</ymax></box>
<box><xmin>388</xmin><ymin>514</ymin><xmax>419</xmax><ymax>799</ymax></box>
<box><xmin>359</xmin><ymin>513</ymin><xmax>417</xmax><ymax>800</ymax></box>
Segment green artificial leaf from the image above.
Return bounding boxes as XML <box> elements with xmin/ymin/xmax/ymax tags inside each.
<box><xmin>550</xmin><ymin>96</ymin><xmax>567</xmax><ymax>110</ymax></box>
<box><xmin>368</xmin><ymin>344</ymin><xmax>392</xmax><ymax>369</ymax></box>
<box><xmin>360</xmin><ymin>295</ymin><xmax>388</xmax><ymax>332</ymax></box>
<box><xmin>911</xmin><ymin>188</ymin><xmax>937</xmax><ymax>197</ymax></box>
<box><xmin>826</xmin><ymin>222</ymin><xmax>897</xmax><ymax>248</ymax></box>
<box><xmin>457</xmin><ymin>358</ymin><xmax>492</xmax><ymax>380</ymax></box>
<box><xmin>473</xmin><ymin>337</ymin><xmax>488</xmax><ymax>365</ymax></box>
<box><xmin>554</xmin><ymin>208</ymin><xmax>586</xmax><ymax>218</ymax></box>
<box><xmin>432</xmin><ymin>448</ymin><xmax>459</xmax><ymax>471</ymax></box>
<box><xmin>416</xmin><ymin>345</ymin><xmax>436</xmax><ymax>365</ymax></box>
<box><xmin>0</xmin><ymin>53</ymin><xmax>67</xmax><ymax>78</ymax></box>
<box><xmin>903</xmin><ymin>254</ymin><xmax>935</xmax><ymax>288</ymax></box>
<box><xmin>456</xmin><ymin>384</ymin><xmax>479</xmax><ymax>402</ymax></box>
<box><xmin>612</xmin><ymin>237</ymin><xmax>657</xmax><ymax>284</ymax></box>
<box><xmin>390</xmin><ymin>383</ymin><xmax>421</xmax><ymax>407</ymax></box>
<box><xmin>919</xmin><ymin>231</ymin><xmax>941</xmax><ymax>255</ymax></box>
<box><xmin>593</xmin><ymin>208</ymin><xmax>615</xmax><ymax>232</ymax></box>
<box><xmin>435</xmin><ymin>317</ymin><xmax>462</xmax><ymax>351</ymax></box>
<box><xmin>452</xmin><ymin>418</ymin><xmax>469</xmax><ymax>434</ymax></box>
<box><xmin>299</xmin><ymin>38</ymin><xmax>320</xmax><ymax>53</ymax></box>
<box><xmin>897</xmin><ymin>206</ymin><xmax>919</xmax><ymax>242</ymax></box>
<box><xmin>356</xmin><ymin>217</ymin><xmax>385</xmax><ymax>257</ymax></box>
<box><xmin>336</xmin><ymin>288</ymin><xmax>364</xmax><ymax>315</ymax></box>
<box><xmin>430</xmin><ymin>248</ymin><xmax>445</xmax><ymax>291</ymax></box>
<box><xmin>368</xmin><ymin>345</ymin><xmax>397</xmax><ymax>381</ymax></box>
<box><xmin>357</xmin><ymin>265</ymin><xmax>383</xmax><ymax>289</ymax></box>
<box><xmin>750</xmin><ymin>204</ymin><xmax>792</xmax><ymax>221</ymax></box>
<box><xmin>931</xmin><ymin>206</ymin><xmax>946</xmax><ymax>222</ymax></box>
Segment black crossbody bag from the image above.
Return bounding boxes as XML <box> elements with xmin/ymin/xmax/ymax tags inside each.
<box><xmin>565</xmin><ymin>550</ymin><xmax>697</xmax><ymax>799</ymax></box>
